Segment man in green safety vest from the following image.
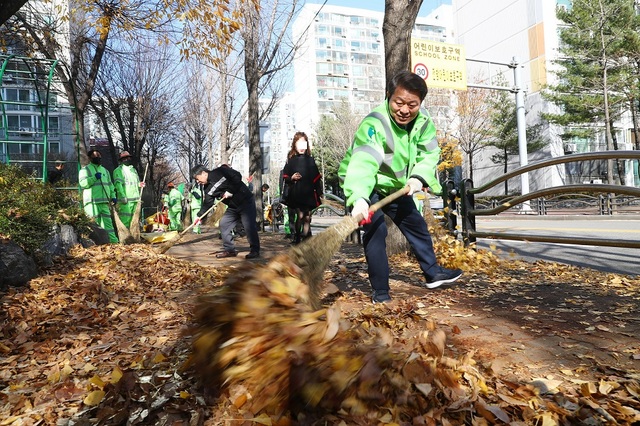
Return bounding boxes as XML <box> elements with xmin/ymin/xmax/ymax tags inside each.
<box><xmin>167</xmin><ymin>182</ymin><xmax>183</xmax><ymax>231</ymax></box>
<box><xmin>339</xmin><ymin>71</ymin><xmax>462</xmax><ymax>304</ymax></box>
<box><xmin>79</xmin><ymin>149</ymin><xmax>119</xmax><ymax>243</ymax></box>
<box><xmin>112</xmin><ymin>151</ymin><xmax>142</xmax><ymax>229</ymax></box>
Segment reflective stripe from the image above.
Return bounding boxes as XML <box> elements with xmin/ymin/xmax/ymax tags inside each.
<box><xmin>352</xmin><ymin>145</ymin><xmax>383</xmax><ymax>167</ymax></box>
<box><xmin>418</xmin><ymin>136</ymin><xmax>438</xmax><ymax>152</ymax></box>
<box><xmin>207</xmin><ymin>176</ymin><xmax>226</xmax><ymax>196</ymax></box>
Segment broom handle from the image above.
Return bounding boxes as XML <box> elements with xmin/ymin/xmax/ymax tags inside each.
<box><xmin>172</xmin><ymin>199</ymin><xmax>220</xmax><ymax>237</ymax></box>
<box><xmin>138</xmin><ymin>163</ymin><xmax>149</xmax><ymax>198</ymax></box>
<box><xmin>353</xmin><ymin>186</ymin><xmax>411</xmax><ymax>222</ymax></box>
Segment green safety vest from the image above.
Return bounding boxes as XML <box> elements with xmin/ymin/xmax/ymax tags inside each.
<box><xmin>79</xmin><ymin>163</ymin><xmax>115</xmax><ymax>207</ymax></box>
<box><xmin>167</xmin><ymin>188</ymin><xmax>183</xmax><ymax>213</ymax></box>
<box><xmin>338</xmin><ymin>101</ymin><xmax>442</xmax><ymax>206</ymax></box>
<box><xmin>113</xmin><ymin>164</ymin><xmax>140</xmax><ymax>204</ymax></box>
<box><xmin>190</xmin><ymin>191</ymin><xmax>202</xmax><ymax>211</ymax></box>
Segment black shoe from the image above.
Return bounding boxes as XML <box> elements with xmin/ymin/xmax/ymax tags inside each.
<box><xmin>245</xmin><ymin>251</ymin><xmax>260</xmax><ymax>259</ymax></box>
<box><xmin>425</xmin><ymin>268</ymin><xmax>463</xmax><ymax>289</ymax></box>
<box><xmin>371</xmin><ymin>292</ymin><xmax>392</xmax><ymax>304</ymax></box>
<box><xmin>216</xmin><ymin>250</ymin><xmax>238</xmax><ymax>259</ymax></box>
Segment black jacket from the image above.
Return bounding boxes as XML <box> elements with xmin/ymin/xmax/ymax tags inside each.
<box><xmin>282</xmin><ymin>154</ymin><xmax>323</xmax><ymax>209</ymax></box>
<box><xmin>198</xmin><ymin>166</ymin><xmax>253</xmax><ymax>216</ymax></box>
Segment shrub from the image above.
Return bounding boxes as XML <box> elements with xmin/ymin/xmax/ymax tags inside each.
<box><xmin>0</xmin><ymin>163</ymin><xmax>92</xmax><ymax>262</ymax></box>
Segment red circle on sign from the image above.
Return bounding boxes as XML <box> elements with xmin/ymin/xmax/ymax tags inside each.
<box><xmin>413</xmin><ymin>63</ymin><xmax>429</xmax><ymax>80</ymax></box>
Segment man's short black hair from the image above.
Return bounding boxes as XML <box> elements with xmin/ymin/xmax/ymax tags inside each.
<box><xmin>191</xmin><ymin>164</ymin><xmax>208</xmax><ymax>178</ymax></box>
<box><xmin>386</xmin><ymin>70</ymin><xmax>428</xmax><ymax>101</ymax></box>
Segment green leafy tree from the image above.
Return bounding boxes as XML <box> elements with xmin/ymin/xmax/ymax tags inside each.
<box><xmin>542</xmin><ymin>0</ymin><xmax>638</xmax><ymax>184</ymax></box>
<box><xmin>486</xmin><ymin>90</ymin><xmax>547</xmax><ymax>195</ymax></box>
<box><xmin>0</xmin><ymin>164</ymin><xmax>91</xmax><ymax>262</ymax></box>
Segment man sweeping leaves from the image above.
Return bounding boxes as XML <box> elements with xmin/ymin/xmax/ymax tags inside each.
<box><xmin>339</xmin><ymin>71</ymin><xmax>462</xmax><ymax>304</ymax></box>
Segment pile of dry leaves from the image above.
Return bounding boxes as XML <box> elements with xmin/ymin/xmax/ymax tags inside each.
<box><xmin>0</xmin><ymin>239</ymin><xmax>639</xmax><ymax>425</ymax></box>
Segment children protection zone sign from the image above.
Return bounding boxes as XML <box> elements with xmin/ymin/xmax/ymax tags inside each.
<box><xmin>410</xmin><ymin>38</ymin><xmax>467</xmax><ymax>91</ymax></box>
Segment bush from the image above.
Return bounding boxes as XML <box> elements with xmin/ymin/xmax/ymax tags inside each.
<box><xmin>0</xmin><ymin>163</ymin><xmax>92</xmax><ymax>261</ymax></box>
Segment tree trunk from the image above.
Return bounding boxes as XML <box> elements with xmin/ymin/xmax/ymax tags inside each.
<box><xmin>243</xmin><ymin>2</ymin><xmax>264</xmax><ymax>229</ymax></box>
<box><xmin>383</xmin><ymin>0</ymin><xmax>423</xmax><ymax>87</ymax></box>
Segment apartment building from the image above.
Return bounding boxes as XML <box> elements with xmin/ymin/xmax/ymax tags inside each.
<box><xmin>291</xmin><ymin>3</ymin><xmax>453</xmax><ymax>134</ymax></box>
<box><xmin>0</xmin><ymin>54</ymin><xmax>75</xmax><ymax>179</ymax></box>
<box><xmin>0</xmin><ymin>0</ymin><xmax>76</xmax><ymax>180</ymax></box>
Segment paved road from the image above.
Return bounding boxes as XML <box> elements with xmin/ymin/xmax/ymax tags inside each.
<box><xmin>309</xmin><ymin>214</ymin><xmax>640</xmax><ymax>276</ymax></box>
<box><xmin>475</xmin><ymin>216</ymin><xmax>640</xmax><ymax>276</ymax></box>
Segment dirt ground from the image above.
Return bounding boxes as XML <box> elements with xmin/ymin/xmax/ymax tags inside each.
<box><xmin>167</xmin><ymin>226</ymin><xmax>640</xmax><ymax>387</ymax></box>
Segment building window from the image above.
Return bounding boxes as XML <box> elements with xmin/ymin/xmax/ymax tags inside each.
<box><xmin>4</xmin><ymin>88</ymin><xmax>31</xmax><ymax>111</ymax></box>
<box><xmin>7</xmin><ymin>115</ymin><xmax>34</xmax><ymax>133</ymax></box>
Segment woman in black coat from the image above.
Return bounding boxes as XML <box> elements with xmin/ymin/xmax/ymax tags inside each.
<box><xmin>282</xmin><ymin>131</ymin><xmax>323</xmax><ymax>244</ymax></box>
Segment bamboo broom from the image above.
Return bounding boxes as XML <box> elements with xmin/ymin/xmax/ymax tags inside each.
<box><xmin>100</xmin><ymin>178</ymin><xmax>134</xmax><ymax>244</ymax></box>
<box><xmin>155</xmin><ymin>199</ymin><xmax>221</xmax><ymax>254</ymax></box>
<box><xmin>288</xmin><ymin>186</ymin><xmax>410</xmax><ymax>308</ymax></box>
<box><xmin>129</xmin><ymin>163</ymin><xmax>149</xmax><ymax>242</ymax></box>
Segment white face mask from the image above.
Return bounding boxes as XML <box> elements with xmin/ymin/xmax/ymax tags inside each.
<box><xmin>295</xmin><ymin>139</ymin><xmax>308</xmax><ymax>154</ymax></box>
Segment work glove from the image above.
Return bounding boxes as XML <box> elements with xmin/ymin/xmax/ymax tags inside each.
<box><xmin>95</xmin><ymin>172</ymin><xmax>102</xmax><ymax>180</ymax></box>
<box><xmin>111</xmin><ymin>198</ymin><xmax>117</xmax><ymax>205</ymax></box>
<box><xmin>351</xmin><ymin>198</ymin><xmax>372</xmax><ymax>225</ymax></box>
<box><xmin>139</xmin><ymin>182</ymin><xmax>145</xmax><ymax>188</ymax></box>
<box><xmin>193</xmin><ymin>217</ymin><xmax>201</xmax><ymax>227</ymax></box>
<box><xmin>191</xmin><ymin>191</ymin><xmax>201</xmax><ymax>199</ymax></box>
<box><xmin>406</xmin><ymin>177</ymin><xmax>423</xmax><ymax>196</ymax></box>
<box><xmin>223</xmin><ymin>191</ymin><xmax>233</xmax><ymax>199</ymax></box>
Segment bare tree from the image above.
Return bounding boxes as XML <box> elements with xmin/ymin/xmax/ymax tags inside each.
<box><xmin>241</xmin><ymin>0</ymin><xmax>303</xmax><ymax>227</ymax></box>
<box><xmin>215</xmin><ymin>56</ymin><xmax>250</xmax><ymax>166</ymax></box>
<box><xmin>90</xmin><ymin>40</ymin><xmax>182</xmax><ymax>206</ymax></box>
<box><xmin>177</xmin><ymin>66</ymin><xmax>214</xmax><ymax>178</ymax></box>
<box><xmin>1</xmin><ymin>0</ymin><xmax>257</xmax><ymax>165</ymax></box>
<box><xmin>454</xmin><ymin>85</ymin><xmax>496</xmax><ymax>183</ymax></box>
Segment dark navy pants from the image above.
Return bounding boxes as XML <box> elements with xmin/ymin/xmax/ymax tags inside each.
<box><xmin>220</xmin><ymin>196</ymin><xmax>260</xmax><ymax>253</ymax></box>
<box><xmin>362</xmin><ymin>192</ymin><xmax>439</xmax><ymax>294</ymax></box>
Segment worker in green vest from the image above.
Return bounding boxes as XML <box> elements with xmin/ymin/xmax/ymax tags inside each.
<box><xmin>190</xmin><ymin>183</ymin><xmax>203</xmax><ymax>233</ymax></box>
<box><xmin>167</xmin><ymin>182</ymin><xmax>183</xmax><ymax>231</ymax></box>
<box><xmin>78</xmin><ymin>149</ymin><xmax>118</xmax><ymax>243</ymax></box>
<box><xmin>112</xmin><ymin>151</ymin><xmax>142</xmax><ymax>229</ymax></box>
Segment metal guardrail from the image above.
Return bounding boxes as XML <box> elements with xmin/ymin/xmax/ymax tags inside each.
<box><xmin>442</xmin><ymin>151</ymin><xmax>640</xmax><ymax>248</ymax></box>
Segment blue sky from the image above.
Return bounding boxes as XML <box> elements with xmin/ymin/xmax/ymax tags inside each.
<box><xmin>305</xmin><ymin>0</ymin><xmax>452</xmax><ymax>17</ymax></box>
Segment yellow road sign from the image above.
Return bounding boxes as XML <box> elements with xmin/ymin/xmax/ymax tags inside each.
<box><xmin>411</xmin><ymin>38</ymin><xmax>467</xmax><ymax>91</ymax></box>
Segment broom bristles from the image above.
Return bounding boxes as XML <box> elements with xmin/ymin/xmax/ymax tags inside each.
<box><xmin>288</xmin><ymin>215</ymin><xmax>360</xmax><ymax>309</ymax></box>
<box><xmin>155</xmin><ymin>201</ymin><xmax>220</xmax><ymax>254</ymax></box>
<box><xmin>130</xmin><ymin>201</ymin><xmax>142</xmax><ymax>241</ymax></box>
<box><xmin>111</xmin><ymin>204</ymin><xmax>135</xmax><ymax>244</ymax></box>
<box><xmin>129</xmin><ymin>164</ymin><xmax>149</xmax><ymax>242</ymax></box>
